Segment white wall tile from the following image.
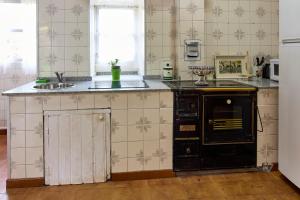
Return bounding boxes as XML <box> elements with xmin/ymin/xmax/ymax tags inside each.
<box><xmin>77</xmin><ymin>94</ymin><xmax>94</xmax><ymax>109</ymax></box>
<box><xmin>26</xmin><ymin>97</ymin><xmax>43</xmax><ymax>114</ymax></box>
<box><xmin>159</xmin><ymin>124</ymin><xmax>172</xmax><ymax>140</ymax></box>
<box><xmin>144</xmin><ymin>156</ymin><xmax>159</xmax><ymax>171</ymax></box>
<box><xmin>112</xmin><ymin>158</ymin><xmax>127</xmax><ymax>173</ymax></box>
<box><xmin>11</xmin><ymin>114</ymin><xmax>25</xmax><ymax>131</ymax></box>
<box><xmin>61</xmin><ymin>95</ymin><xmax>78</xmax><ymax>110</ymax></box>
<box><xmin>38</xmin><ymin>0</ymin><xmax>90</xmax><ymax>77</ymax></box>
<box><xmin>26</xmin><ymin>165</ymin><xmax>43</xmax><ymax>178</ymax></box>
<box><xmin>128</xmin><ymin>141</ymin><xmax>143</xmax><ymax>158</ymax></box>
<box><xmin>128</xmin><ymin>93</ymin><xmax>144</xmax><ymax>109</ymax></box>
<box><xmin>111</xmin><ymin>110</ymin><xmax>127</xmax><ymax>126</ymax></box>
<box><xmin>159</xmin><ymin>108</ymin><xmax>173</xmax><ymax>124</ymax></box>
<box><xmin>128</xmin><ymin>158</ymin><xmax>143</xmax><ymax>172</ymax></box>
<box><xmin>26</xmin><ymin>114</ymin><xmax>43</xmax><ymax>131</ymax></box>
<box><xmin>160</xmin><ymin>156</ymin><xmax>172</xmax><ymax>170</ymax></box>
<box><xmin>144</xmin><ymin>140</ymin><xmax>159</xmax><ymax>157</ymax></box>
<box><xmin>128</xmin><ymin>125</ymin><xmax>143</xmax><ymax>142</ymax></box>
<box><xmin>159</xmin><ymin>92</ymin><xmax>173</xmax><ymax>108</ymax></box>
<box><xmin>26</xmin><ymin>131</ymin><xmax>43</xmax><ymax>148</ymax></box>
<box><xmin>127</xmin><ymin>109</ymin><xmax>143</xmax><ymax>125</ymax></box>
<box><xmin>111</xmin><ymin>142</ymin><xmax>127</xmax><ymax>159</ymax></box>
<box><xmin>112</xmin><ymin>126</ymin><xmax>127</xmax><ymax>142</ymax></box>
<box><xmin>144</xmin><ymin>92</ymin><xmax>160</xmax><ymax>109</ymax></box>
<box><xmin>11</xmin><ymin>148</ymin><xmax>26</xmax><ymax>165</ymax></box>
<box><xmin>11</xmin><ymin>131</ymin><xmax>26</xmax><ymax>148</ymax></box>
<box><xmin>144</xmin><ymin>109</ymin><xmax>160</xmax><ymax>124</ymax></box>
<box><xmin>143</xmin><ymin>124</ymin><xmax>160</xmax><ymax>141</ymax></box>
<box><xmin>43</xmin><ymin>96</ymin><xmax>61</xmax><ymax>110</ymax></box>
<box><xmin>10</xmin><ymin>97</ymin><xmax>25</xmax><ymax>114</ymax></box>
<box><xmin>94</xmin><ymin>93</ymin><xmax>111</xmax><ymax>108</ymax></box>
<box><xmin>11</xmin><ymin>165</ymin><xmax>26</xmax><ymax>179</ymax></box>
<box><xmin>26</xmin><ymin>147</ymin><xmax>43</xmax><ymax>165</ymax></box>
<box><xmin>111</xmin><ymin>93</ymin><xmax>128</xmax><ymax>109</ymax></box>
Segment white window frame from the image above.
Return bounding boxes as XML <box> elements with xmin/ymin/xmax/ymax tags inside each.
<box><xmin>94</xmin><ymin>5</ymin><xmax>144</xmax><ymax>75</ymax></box>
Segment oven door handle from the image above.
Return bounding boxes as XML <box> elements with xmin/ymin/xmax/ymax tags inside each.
<box><xmin>257</xmin><ymin>106</ymin><xmax>264</xmax><ymax>133</ymax></box>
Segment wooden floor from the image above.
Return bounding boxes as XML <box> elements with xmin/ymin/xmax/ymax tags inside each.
<box><xmin>1</xmin><ymin>135</ymin><xmax>300</xmax><ymax>200</ymax></box>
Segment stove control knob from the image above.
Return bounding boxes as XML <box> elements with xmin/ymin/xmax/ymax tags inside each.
<box><xmin>186</xmin><ymin>147</ymin><xmax>191</xmax><ymax>154</ymax></box>
<box><xmin>226</xmin><ymin>99</ymin><xmax>232</xmax><ymax>104</ymax></box>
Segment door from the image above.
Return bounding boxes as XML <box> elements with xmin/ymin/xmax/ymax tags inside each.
<box><xmin>280</xmin><ymin>0</ymin><xmax>300</xmax><ymax>40</ymax></box>
<box><xmin>202</xmin><ymin>94</ymin><xmax>256</xmax><ymax>145</ymax></box>
<box><xmin>279</xmin><ymin>44</ymin><xmax>300</xmax><ymax>188</ymax></box>
<box><xmin>44</xmin><ymin>109</ymin><xmax>111</xmax><ymax>186</ymax></box>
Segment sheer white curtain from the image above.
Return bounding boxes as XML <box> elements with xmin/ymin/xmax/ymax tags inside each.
<box><xmin>0</xmin><ymin>0</ymin><xmax>36</xmax><ymax>129</ymax></box>
<box><xmin>94</xmin><ymin>0</ymin><xmax>145</xmax><ymax>75</ymax></box>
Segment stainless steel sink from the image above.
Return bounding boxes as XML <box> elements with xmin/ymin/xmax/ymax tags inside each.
<box><xmin>33</xmin><ymin>83</ymin><xmax>74</xmax><ymax>90</ymax></box>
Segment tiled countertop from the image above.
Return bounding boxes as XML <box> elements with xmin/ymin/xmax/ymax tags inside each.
<box><xmin>2</xmin><ymin>80</ymin><xmax>171</xmax><ymax>96</ymax></box>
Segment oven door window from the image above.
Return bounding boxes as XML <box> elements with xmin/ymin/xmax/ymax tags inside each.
<box><xmin>203</xmin><ymin>95</ymin><xmax>255</xmax><ymax>145</ymax></box>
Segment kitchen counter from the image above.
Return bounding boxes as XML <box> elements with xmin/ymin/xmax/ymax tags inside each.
<box><xmin>2</xmin><ymin>77</ymin><xmax>278</xmax><ymax>96</ymax></box>
<box><xmin>234</xmin><ymin>78</ymin><xmax>279</xmax><ymax>89</ymax></box>
<box><xmin>2</xmin><ymin>80</ymin><xmax>171</xmax><ymax>96</ymax></box>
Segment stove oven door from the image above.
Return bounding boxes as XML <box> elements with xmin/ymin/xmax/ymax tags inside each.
<box><xmin>202</xmin><ymin>94</ymin><xmax>256</xmax><ymax>145</ymax></box>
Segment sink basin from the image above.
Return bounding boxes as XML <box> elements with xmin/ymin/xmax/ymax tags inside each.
<box><xmin>33</xmin><ymin>83</ymin><xmax>75</xmax><ymax>90</ymax></box>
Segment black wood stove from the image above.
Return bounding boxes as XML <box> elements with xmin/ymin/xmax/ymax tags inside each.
<box><xmin>164</xmin><ymin>80</ymin><xmax>258</xmax><ymax>171</ymax></box>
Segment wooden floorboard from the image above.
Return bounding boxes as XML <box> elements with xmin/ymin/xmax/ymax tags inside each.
<box><xmin>1</xmin><ymin>134</ymin><xmax>300</xmax><ymax>199</ymax></box>
<box><xmin>0</xmin><ymin>171</ymin><xmax>298</xmax><ymax>200</ymax></box>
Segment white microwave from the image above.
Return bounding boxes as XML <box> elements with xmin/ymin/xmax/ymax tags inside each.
<box><xmin>270</xmin><ymin>59</ymin><xmax>279</xmax><ymax>81</ymax></box>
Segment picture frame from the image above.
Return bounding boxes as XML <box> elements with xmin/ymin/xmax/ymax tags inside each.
<box><xmin>214</xmin><ymin>55</ymin><xmax>249</xmax><ymax>79</ymax></box>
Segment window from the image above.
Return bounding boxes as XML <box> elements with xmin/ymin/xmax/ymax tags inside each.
<box><xmin>94</xmin><ymin>4</ymin><xmax>144</xmax><ymax>75</ymax></box>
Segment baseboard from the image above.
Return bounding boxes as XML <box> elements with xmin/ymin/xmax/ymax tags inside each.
<box><xmin>272</xmin><ymin>163</ymin><xmax>279</xmax><ymax>171</ymax></box>
<box><xmin>6</xmin><ymin>178</ymin><xmax>45</xmax><ymax>189</ymax></box>
<box><xmin>0</xmin><ymin>129</ymin><xmax>7</xmax><ymax>135</ymax></box>
<box><xmin>111</xmin><ymin>170</ymin><xmax>175</xmax><ymax>181</ymax></box>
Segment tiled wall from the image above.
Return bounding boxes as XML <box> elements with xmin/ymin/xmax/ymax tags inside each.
<box><xmin>145</xmin><ymin>0</ymin><xmax>279</xmax><ymax>78</ymax></box>
<box><xmin>36</xmin><ymin>0</ymin><xmax>279</xmax><ymax>78</ymax></box>
<box><xmin>176</xmin><ymin>0</ymin><xmax>205</xmax><ymax>79</ymax></box>
<box><xmin>145</xmin><ymin>0</ymin><xmax>177</xmax><ymax>76</ymax></box>
<box><xmin>8</xmin><ymin>91</ymin><xmax>173</xmax><ymax>178</ymax></box>
<box><xmin>0</xmin><ymin>72</ymin><xmax>35</xmax><ymax>129</ymax></box>
<box><xmin>38</xmin><ymin>0</ymin><xmax>90</xmax><ymax>78</ymax></box>
<box><xmin>205</xmin><ymin>0</ymin><xmax>279</xmax><ymax>69</ymax></box>
<box><xmin>145</xmin><ymin>0</ymin><xmax>206</xmax><ymax>79</ymax></box>
<box><xmin>257</xmin><ymin>88</ymin><xmax>279</xmax><ymax>166</ymax></box>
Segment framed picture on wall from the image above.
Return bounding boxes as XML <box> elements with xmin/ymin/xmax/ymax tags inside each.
<box><xmin>214</xmin><ymin>55</ymin><xmax>249</xmax><ymax>79</ymax></box>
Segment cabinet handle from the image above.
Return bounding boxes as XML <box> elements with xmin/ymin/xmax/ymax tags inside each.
<box><xmin>98</xmin><ymin>114</ymin><xmax>105</xmax><ymax>121</ymax></box>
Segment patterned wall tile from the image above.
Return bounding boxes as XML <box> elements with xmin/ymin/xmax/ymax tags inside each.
<box><xmin>9</xmin><ymin>91</ymin><xmax>174</xmax><ymax>177</ymax></box>
<box><xmin>11</xmin><ymin>131</ymin><xmax>26</xmax><ymax>148</ymax></box>
<box><xmin>38</xmin><ymin>0</ymin><xmax>90</xmax><ymax>77</ymax></box>
<box><xmin>205</xmin><ymin>0</ymin><xmax>279</xmax><ymax>72</ymax></box>
<box><xmin>61</xmin><ymin>95</ymin><xmax>78</xmax><ymax>110</ymax></box>
<box><xmin>257</xmin><ymin>88</ymin><xmax>279</xmax><ymax>167</ymax></box>
<box><xmin>11</xmin><ymin>165</ymin><xmax>26</xmax><ymax>179</ymax></box>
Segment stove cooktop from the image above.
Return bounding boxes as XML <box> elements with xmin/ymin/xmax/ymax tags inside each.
<box><xmin>164</xmin><ymin>80</ymin><xmax>256</xmax><ymax>90</ymax></box>
<box><xmin>89</xmin><ymin>80</ymin><xmax>149</xmax><ymax>89</ymax></box>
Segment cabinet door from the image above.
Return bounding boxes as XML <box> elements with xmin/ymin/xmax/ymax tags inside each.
<box><xmin>280</xmin><ymin>0</ymin><xmax>300</xmax><ymax>40</ymax></box>
<box><xmin>44</xmin><ymin>109</ymin><xmax>110</xmax><ymax>186</ymax></box>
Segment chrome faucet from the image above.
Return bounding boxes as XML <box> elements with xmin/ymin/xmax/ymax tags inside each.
<box><xmin>55</xmin><ymin>72</ymin><xmax>64</xmax><ymax>83</ymax></box>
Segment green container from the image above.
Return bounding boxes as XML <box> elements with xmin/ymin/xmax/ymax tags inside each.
<box><xmin>112</xmin><ymin>66</ymin><xmax>121</xmax><ymax>81</ymax></box>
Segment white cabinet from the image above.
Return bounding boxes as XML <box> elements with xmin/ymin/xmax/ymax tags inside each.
<box><xmin>44</xmin><ymin>109</ymin><xmax>111</xmax><ymax>186</ymax></box>
<box><xmin>280</xmin><ymin>0</ymin><xmax>300</xmax><ymax>40</ymax></box>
